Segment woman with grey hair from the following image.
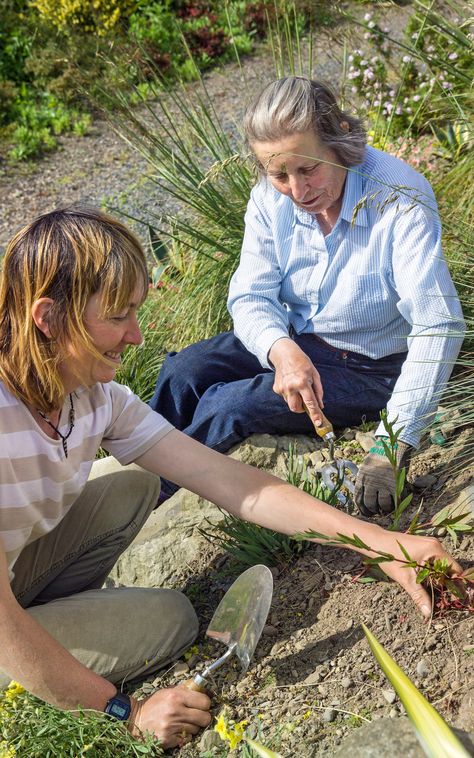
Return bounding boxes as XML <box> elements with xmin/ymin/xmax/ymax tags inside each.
<box><xmin>150</xmin><ymin>76</ymin><xmax>465</xmax><ymax>516</ymax></box>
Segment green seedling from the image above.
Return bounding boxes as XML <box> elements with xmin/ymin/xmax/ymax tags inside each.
<box><xmin>378</xmin><ymin>410</ymin><xmax>413</xmax><ymax>531</ymax></box>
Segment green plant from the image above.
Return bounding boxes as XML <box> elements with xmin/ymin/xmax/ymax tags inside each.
<box><xmin>0</xmin><ymin>681</ymin><xmax>162</xmax><ymax>757</ymax></box>
<box><xmin>295</xmin><ymin>529</ymin><xmax>474</xmax><ymax>615</ymax></box>
<box><xmin>199</xmin><ymin>442</ymin><xmax>341</xmax><ymax>567</ymax></box>
<box><xmin>363</xmin><ymin>625</ymin><xmax>470</xmax><ymax>757</ymax></box>
<box><xmin>375</xmin><ymin>411</ymin><xmax>413</xmax><ymax>531</ymax></box>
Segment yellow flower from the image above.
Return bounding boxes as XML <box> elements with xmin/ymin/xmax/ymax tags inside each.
<box><xmin>214</xmin><ymin>711</ymin><xmax>248</xmax><ymax>749</ymax></box>
<box><xmin>0</xmin><ymin>741</ymin><xmax>16</xmax><ymax>758</ymax></box>
<box><xmin>3</xmin><ymin>682</ymin><xmax>25</xmax><ymax>702</ymax></box>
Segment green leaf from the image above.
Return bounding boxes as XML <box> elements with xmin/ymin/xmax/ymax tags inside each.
<box><xmin>397</xmin><ymin>541</ymin><xmax>414</xmax><ymax>563</ymax></box>
<box><xmin>245</xmin><ymin>737</ymin><xmax>283</xmax><ymax>757</ymax></box>
<box><xmin>416</xmin><ymin>568</ymin><xmax>430</xmax><ymax>584</ymax></box>
<box><xmin>363</xmin><ymin>624</ymin><xmax>470</xmax><ymax>758</ymax></box>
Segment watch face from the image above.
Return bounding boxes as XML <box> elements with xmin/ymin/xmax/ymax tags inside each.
<box><xmin>105</xmin><ymin>694</ymin><xmax>131</xmax><ymax>721</ymax></box>
<box><xmin>109</xmin><ymin>701</ymin><xmax>129</xmax><ymax>719</ymax></box>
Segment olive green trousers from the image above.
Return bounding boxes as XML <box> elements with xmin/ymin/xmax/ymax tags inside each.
<box><xmin>1</xmin><ymin>456</ymin><xmax>198</xmax><ymax>689</ymax></box>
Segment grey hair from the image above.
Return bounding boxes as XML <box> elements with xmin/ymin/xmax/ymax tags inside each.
<box><xmin>244</xmin><ymin>76</ymin><xmax>366</xmax><ymax>167</ymax></box>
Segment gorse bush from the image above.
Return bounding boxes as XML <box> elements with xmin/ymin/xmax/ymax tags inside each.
<box><xmin>31</xmin><ymin>0</ymin><xmax>137</xmax><ymax>35</ymax></box>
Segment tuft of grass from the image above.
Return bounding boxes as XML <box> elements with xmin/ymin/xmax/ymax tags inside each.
<box><xmin>0</xmin><ymin>681</ymin><xmax>162</xmax><ymax>757</ymax></box>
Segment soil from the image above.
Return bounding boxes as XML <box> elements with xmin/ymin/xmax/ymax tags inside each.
<box><xmin>1</xmin><ymin>3</ymin><xmax>472</xmax><ymax>756</ymax></box>
<box><xmin>135</xmin><ymin>427</ymin><xmax>474</xmax><ymax>757</ymax></box>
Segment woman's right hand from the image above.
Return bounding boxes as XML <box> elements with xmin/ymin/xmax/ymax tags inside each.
<box><xmin>130</xmin><ymin>685</ymin><xmax>212</xmax><ymax>749</ymax></box>
<box><xmin>269</xmin><ymin>337</ymin><xmax>324</xmax><ymax>427</ymax></box>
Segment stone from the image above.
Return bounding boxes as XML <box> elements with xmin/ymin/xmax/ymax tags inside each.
<box><xmin>341</xmin><ymin>677</ymin><xmax>352</xmax><ymax>689</ymax></box>
<box><xmin>355</xmin><ymin>431</ymin><xmax>376</xmax><ymax>452</ymax></box>
<box><xmin>432</xmin><ymin>484</ymin><xmax>474</xmax><ymax>527</ymax></box>
<box><xmin>412</xmin><ymin>473</ymin><xmax>438</xmax><ymax>489</ymax></box>
<box><xmin>382</xmin><ymin>689</ymin><xmax>397</xmax><ymax>704</ymax></box>
<box><xmin>318</xmin><ymin>684</ymin><xmax>328</xmax><ymax>697</ymax></box>
<box><xmin>323</xmin><ymin>708</ymin><xmax>337</xmax><ymax>723</ymax></box>
<box><xmin>416</xmin><ymin>659</ymin><xmax>430</xmax><ymax>678</ymax></box>
<box><xmin>303</xmin><ymin>671</ymin><xmax>321</xmax><ymax>686</ymax></box>
<box><xmin>332</xmin><ymin>717</ymin><xmax>474</xmax><ymax>757</ymax></box>
<box><xmin>172</xmin><ymin>661</ymin><xmax>189</xmax><ymax>675</ymax></box>
<box><xmin>198</xmin><ymin>729</ymin><xmax>223</xmax><ymax>751</ymax></box>
<box><xmin>342</xmin><ymin>428</ymin><xmax>356</xmax><ymax>441</ymax></box>
<box><xmin>262</xmin><ymin>624</ymin><xmax>278</xmax><ymax>636</ymax></box>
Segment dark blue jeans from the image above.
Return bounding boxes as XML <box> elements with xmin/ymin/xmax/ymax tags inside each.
<box><xmin>149</xmin><ymin>330</ymin><xmax>407</xmax><ymax>498</ymax></box>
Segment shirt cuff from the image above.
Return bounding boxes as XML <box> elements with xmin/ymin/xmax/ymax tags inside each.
<box><xmin>255</xmin><ymin>328</ymin><xmax>291</xmax><ymax>368</ymax></box>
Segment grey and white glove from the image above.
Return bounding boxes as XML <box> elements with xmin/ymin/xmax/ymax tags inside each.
<box><xmin>354</xmin><ymin>440</ymin><xmax>412</xmax><ymax>516</ymax></box>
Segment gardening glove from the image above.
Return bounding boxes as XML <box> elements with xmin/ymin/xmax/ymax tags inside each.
<box><xmin>354</xmin><ymin>440</ymin><xmax>412</xmax><ymax>516</ymax></box>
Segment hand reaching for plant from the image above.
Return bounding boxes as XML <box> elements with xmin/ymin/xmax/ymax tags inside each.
<box><xmin>374</xmin><ymin>530</ymin><xmax>464</xmax><ymax>619</ymax></box>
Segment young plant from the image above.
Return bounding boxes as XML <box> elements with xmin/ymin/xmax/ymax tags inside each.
<box><xmin>294</xmin><ymin>529</ymin><xmax>474</xmax><ymax>615</ymax></box>
<box><xmin>377</xmin><ymin>410</ymin><xmax>413</xmax><ymax>531</ymax></box>
<box><xmin>199</xmin><ymin>443</ymin><xmax>339</xmax><ymax>567</ymax></box>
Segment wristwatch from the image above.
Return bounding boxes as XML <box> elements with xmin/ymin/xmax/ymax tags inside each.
<box><xmin>104</xmin><ymin>690</ymin><xmax>131</xmax><ymax>721</ymax></box>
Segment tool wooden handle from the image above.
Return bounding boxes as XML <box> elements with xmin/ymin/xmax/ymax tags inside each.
<box><xmin>183</xmin><ymin>678</ymin><xmax>207</xmax><ymax>692</ymax></box>
<box><xmin>303</xmin><ymin>404</ymin><xmax>334</xmax><ymax>437</ymax></box>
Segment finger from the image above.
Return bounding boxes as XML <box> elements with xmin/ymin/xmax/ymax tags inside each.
<box><xmin>378</xmin><ymin>491</ymin><xmax>395</xmax><ymax>514</ymax></box>
<box><xmin>362</xmin><ymin>485</ymin><xmax>379</xmax><ymax>515</ymax></box>
<box><xmin>405</xmin><ymin>575</ymin><xmax>433</xmax><ymax>620</ymax></box>
<box><xmin>311</xmin><ymin>369</ymin><xmax>324</xmax><ymax>408</ymax></box>
<box><xmin>302</xmin><ymin>396</ymin><xmax>323</xmax><ymax>426</ymax></box>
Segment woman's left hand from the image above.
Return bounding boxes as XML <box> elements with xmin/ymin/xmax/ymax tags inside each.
<box><xmin>375</xmin><ymin>531</ymin><xmax>464</xmax><ymax>619</ymax></box>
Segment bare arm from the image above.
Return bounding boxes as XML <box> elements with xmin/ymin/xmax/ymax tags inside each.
<box><xmin>136</xmin><ymin>430</ymin><xmax>463</xmax><ymax>617</ymax></box>
<box><xmin>0</xmin><ymin>541</ymin><xmax>116</xmax><ymax>709</ymax></box>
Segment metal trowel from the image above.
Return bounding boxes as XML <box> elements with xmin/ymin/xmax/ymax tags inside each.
<box><xmin>185</xmin><ymin>564</ymin><xmax>273</xmax><ymax>692</ymax></box>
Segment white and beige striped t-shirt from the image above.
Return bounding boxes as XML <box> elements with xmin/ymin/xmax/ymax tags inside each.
<box><xmin>0</xmin><ymin>380</ymin><xmax>173</xmax><ymax>580</ymax></box>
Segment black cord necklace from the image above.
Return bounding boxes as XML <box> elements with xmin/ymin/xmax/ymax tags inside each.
<box><xmin>37</xmin><ymin>394</ymin><xmax>75</xmax><ymax>458</ymax></box>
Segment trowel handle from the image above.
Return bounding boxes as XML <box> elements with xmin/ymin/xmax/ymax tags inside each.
<box><xmin>304</xmin><ymin>403</ymin><xmax>334</xmax><ymax>438</ymax></box>
<box><xmin>183</xmin><ymin>678</ymin><xmax>207</xmax><ymax>692</ymax></box>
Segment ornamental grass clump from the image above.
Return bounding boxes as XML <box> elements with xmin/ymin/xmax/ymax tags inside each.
<box><xmin>0</xmin><ymin>681</ymin><xmax>161</xmax><ymax>757</ymax></box>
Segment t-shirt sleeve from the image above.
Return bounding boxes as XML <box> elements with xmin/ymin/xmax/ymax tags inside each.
<box><xmin>101</xmin><ymin>382</ymin><xmax>174</xmax><ymax>464</ymax></box>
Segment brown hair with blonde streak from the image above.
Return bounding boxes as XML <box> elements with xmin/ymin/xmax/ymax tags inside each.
<box><xmin>0</xmin><ymin>207</ymin><xmax>148</xmax><ymax>413</ymax></box>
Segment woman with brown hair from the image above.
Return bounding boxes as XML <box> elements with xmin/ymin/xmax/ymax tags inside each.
<box><xmin>0</xmin><ymin>206</ymin><xmax>463</xmax><ymax>749</ymax></box>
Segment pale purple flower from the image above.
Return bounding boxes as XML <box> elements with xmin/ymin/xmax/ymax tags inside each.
<box><xmin>402</xmin><ymin>55</ymin><xmax>411</xmax><ymax>63</ymax></box>
<box><xmin>448</xmin><ymin>52</ymin><xmax>458</xmax><ymax>60</ymax></box>
<box><xmin>368</xmin><ymin>21</ymin><xmax>375</xmax><ymax>28</ymax></box>
<box><xmin>364</xmin><ymin>12</ymin><xmax>372</xmax><ymax>21</ymax></box>
<box><xmin>413</xmin><ymin>94</ymin><xmax>421</xmax><ymax>102</ymax></box>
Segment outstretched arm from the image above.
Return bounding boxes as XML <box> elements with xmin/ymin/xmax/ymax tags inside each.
<box><xmin>136</xmin><ymin>430</ymin><xmax>463</xmax><ymax>618</ymax></box>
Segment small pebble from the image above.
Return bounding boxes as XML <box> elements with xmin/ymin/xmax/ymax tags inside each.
<box><xmin>389</xmin><ymin>708</ymin><xmax>399</xmax><ymax>718</ymax></box>
<box><xmin>416</xmin><ymin>659</ymin><xmax>430</xmax><ymax>678</ymax></box>
<box><xmin>382</xmin><ymin>689</ymin><xmax>397</xmax><ymax>705</ymax></box>
<box><xmin>341</xmin><ymin>677</ymin><xmax>352</xmax><ymax>689</ymax></box>
<box><xmin>323</xmin><ymin>708</ymin><xmax>337</xmax><ymax>723</ymax></box>
<box><xmin>413</xmin><ymin>473</ymin><xmax>438</xmax><ymax>489</ymax></box>
<box><xmin>263</xmin><ymin>624</ymin><xmax>278</xmax><ymax>636</ymax></box>
<box><xmin>451</xmin><ymin>680</ymin><xmax>462</xmax><ymax>692</ymax></box>
<box><xmin>318</xmin><ymin>684</ymin><xmax>328</xmax><ymax>697</ymax></box>
<box><xmin>304</xmin><ymin>671</ymin><xmax>321</xmax><ymax>685</ymax></box>
<box><xmin>172</xmin><ymin>661</ymin><xmax>189</xmax><ymax>675</ymax></box>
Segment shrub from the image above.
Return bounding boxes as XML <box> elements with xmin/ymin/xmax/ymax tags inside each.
<box><xmin>31</xmin><ymin>0</ymin><xmax>137</xmax><ymax>36</ymax></box>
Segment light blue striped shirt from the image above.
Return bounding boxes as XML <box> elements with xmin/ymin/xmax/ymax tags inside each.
<box><xmin>228</xmin><ymin>146</ymin><xmax>465</xmax><ymax>446</ymax></box>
